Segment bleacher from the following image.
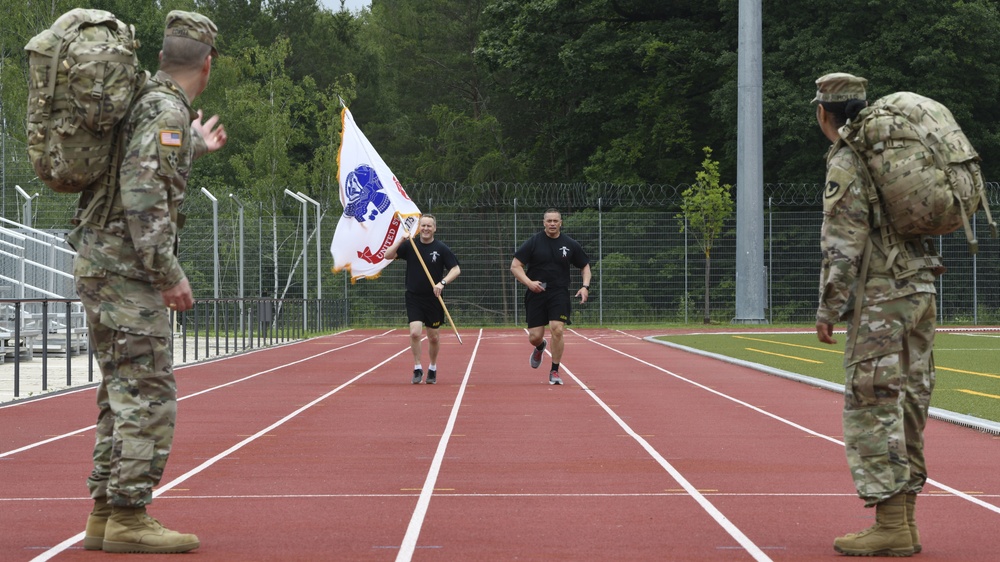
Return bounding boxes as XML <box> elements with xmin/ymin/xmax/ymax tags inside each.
<box><xmin>0</xmin><ymin>218</ymin><xmax>85</xmax><ymax>364</ymax></box>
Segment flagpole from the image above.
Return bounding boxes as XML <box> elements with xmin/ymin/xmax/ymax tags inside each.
<box><xmin>406</xmin><ymin>232</ymin><xmax>463</xmax><ymax>345</ymax></box>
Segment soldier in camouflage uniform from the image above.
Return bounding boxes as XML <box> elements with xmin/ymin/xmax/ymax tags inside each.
<box><xmin>814</xmin><ymin>73</ymin><xmax>937</xmax><ymax>557</ymax></box>
<box><xmin>68</xmin><ymin>11</ymin><xmax>227</xmax><ymax>554</ymax></box>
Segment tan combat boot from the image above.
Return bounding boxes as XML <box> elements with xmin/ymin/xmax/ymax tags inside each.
<box><xmin>83</xmin><ymin>497</ymin><xmax>112</xmax><ymax>550</ymax></box>
<box><xmin>102</xmin><ymin>506</ymin><xmax>200</xmax><ymax>554</ymax></box>
<box><xmin>833</xmin><ymin>494</ymin><xmax>914</xmax><ymax>557</ymax></box>
<box><xmin>905</xmin><ymin>493</ymin><xmax>921</xmax><ymax>554</ymax></box>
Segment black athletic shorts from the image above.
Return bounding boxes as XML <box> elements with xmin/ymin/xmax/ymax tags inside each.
<box><xmin>524</xmin><ymin>288</ymin><xmax>572</xmax><ymax>329</ymax></box>
<box><xmin>405</xmin><ymin>291</ymin><xmax>443</xmax><ymax>328</ymax></box>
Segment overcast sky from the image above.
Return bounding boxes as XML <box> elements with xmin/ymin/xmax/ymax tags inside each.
<box><xmin>319</xmin><ymin>0</ymin><xmax>370</xmax><ymax>13</ymax></box>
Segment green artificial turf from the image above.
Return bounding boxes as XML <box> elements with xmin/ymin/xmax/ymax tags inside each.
<box><xmin>654</xmin><ymin>331</ymin><xmax>1000</xmax><ymax>423</ymax></box>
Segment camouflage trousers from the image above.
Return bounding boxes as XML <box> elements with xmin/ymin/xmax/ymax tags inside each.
<box><xmin>75</xmin><ymin>260</ymin><xmax>175</xmax><ymax>508</ymax></box>
<box><xmin>843</xmin><ymin>291</ymin><xmax>936</xmax><ymax>507</ymax></box>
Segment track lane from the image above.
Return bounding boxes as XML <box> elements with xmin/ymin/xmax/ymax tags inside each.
<box><xmin>7</xmin><ymin>330</ymin><xmax>408</xmax><ymax>560</ymax></box>
<box><xmin>138</xmin><ymin>330</ymin><xmax>481</xmax><ymax>561</ymax></box>
<box><xmin>416</xmin><ymin>329</ymin><xmax>770</xmax><ymax>560</ymax></box>
<box><xmin>3</xmin><ymin>328</ymin><xmax>997</xmax><ymax>561</ymax></box>
<box><xmin>569</xmin><ymin>328</ymin><xmax>1000</xmax><ymax>561</ymax></box>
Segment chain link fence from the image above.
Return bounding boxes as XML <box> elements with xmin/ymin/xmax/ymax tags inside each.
<box><xmin>3</xmin><ymin>171</ymin><xmax>999</xmax><ymax>327</ymax></box>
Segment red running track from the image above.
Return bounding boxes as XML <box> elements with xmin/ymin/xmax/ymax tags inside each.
<box><xmin>1</xmin><ymin>328</ymin><xmax>998</xmax><ymax>561</ymax></box>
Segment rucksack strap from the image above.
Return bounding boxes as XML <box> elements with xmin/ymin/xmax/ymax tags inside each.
<box><xmin>846</xmin><ymin>237</ymin><xmax>873</xmax><ymax>362</ymax></box>
<box><xmin>72</xmin><ymin>128</ymin><xmax>124</xmax><ymax>229</ymax></box>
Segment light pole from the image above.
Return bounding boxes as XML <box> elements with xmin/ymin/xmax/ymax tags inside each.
<box><xmin>229</xmin><ymin>193</ymin><xmax>245</xmax><ymax>334</ymax></box>
<box><xmin>201</xmin><ymin>188</ymin><xmax>220</xmax><ymax>340</ymax></box>
<box><xmin>284</xmin><ymin>189</ymin><xmax>308</xmax><ymax>331</ymax></box>
<box><xmin>14</xmin><ymin>185</ymin><xmax>38</xmax><ymax>229</ymax></box>
<box><xmin>200</xmin><ymin>188</ymin><xmax>220</xmax><ymax>299</ymax></box>
<box><xmin>297</xmin><ymin>191</ymin><xmax>322</xmax><ymax>330</ymax></box>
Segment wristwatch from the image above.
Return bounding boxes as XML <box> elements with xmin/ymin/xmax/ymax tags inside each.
<box><xmin>440</xmin><ymin>279</ymin><xmax>447</xmax><ymax>286</ymax></box>
<box><xmin>582</xmin><ymin>285</ymin><xmax>590</xmax><ymax>290</ymax></box>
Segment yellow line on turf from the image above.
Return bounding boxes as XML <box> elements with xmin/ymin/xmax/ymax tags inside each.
<box><xmin>746</xmin><ymin>348</ymin><xmax>824</xmax><ymax>364</ymax></box>
<box><xmin>957</xmin><ymin>389</ymin><xmax>1000</xmax><ymax>400</ymax></box>
<box><xmin>708</xmin><ymin>334</ymin><xmax>997</xmax><ymax>383</ymax></box>
<box><xmin>734</xmin><ymin>335</ymin><xmax>842</xmax><ymax>354</ymax></box>
<box><xmin>939</xmin><ymin>367</ymin><xmax>1000</xmax><ymax>380</ymax></box>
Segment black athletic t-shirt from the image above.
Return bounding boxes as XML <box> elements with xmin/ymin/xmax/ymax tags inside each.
<box><xmin>395</xmin><ymin>238</ymin><xmax>459</xmax><ymax>295</ymax></box>
<box><xmin>513</xmin><ymin>231</ymin><xmax>589</xmax><ymax>290</ymax></box>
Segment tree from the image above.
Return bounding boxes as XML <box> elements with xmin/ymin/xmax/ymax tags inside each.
<box><xmin>476</xmin><ymin>0</ymin><xmax>733</xmax><ymax>184</ymax></box>
<box><xmin>678</xmin><ymin>147</ymin><xmax>733</xmax><ymax>324</ymax></box>
<box><xmin>721</xmin><ymin>0</ymin><xmax>1000</xmax><ymax>183</ymax></box>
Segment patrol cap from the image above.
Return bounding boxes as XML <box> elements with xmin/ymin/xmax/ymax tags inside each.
<box><xmin>164</xmin><ymin>10</ymin><xmax>219</xmax><ymax>57</ymax></box>
<box><xmin>811</xmin><ymin>72</ymin><xmax>867</xmax><ymax>104</ymax></box>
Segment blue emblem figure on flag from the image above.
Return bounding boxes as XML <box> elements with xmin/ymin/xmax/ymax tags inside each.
<box><xmin>343</xmin><ymin>164</ymin><xmax>390</xmax><ymax>223</ymax></box>
<box><xmin>330</xmin><ymin>105</ymin><xmax>421</xmax><ymax>281</ymax></box>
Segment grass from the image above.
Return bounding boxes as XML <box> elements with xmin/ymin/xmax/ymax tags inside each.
<box><xmin>653</xmin><ymin>330</ymin><xmax>1000</xmax><ymax>423</ymax></box>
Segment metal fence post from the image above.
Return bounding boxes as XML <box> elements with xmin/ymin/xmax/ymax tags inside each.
<box><xmin>598</xmin><ymin>197</ymin><xmax>603</xmax><ymax>326</ymax></box>
<box><xmin>229</xmin><ymin>194</ymin><xmax>245</xmax><ymax>334</ymax></box>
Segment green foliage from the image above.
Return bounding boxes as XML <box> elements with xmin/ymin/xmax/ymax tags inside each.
<box><xmin>591</xmin><ymin>252</ymin><xmax>647</xmax><ymax>322</ymax></box>
<box><xmin>677</xmin><ymin>146</ymin><xmax>734</xmax><ymax>323</ymax></box>
<box><xmin>678</xmin><ymin>147</ymin><xmax>734</xmax><ymax>257</ymax></box>
<box><xmin>477</xmin><ymin>0</ymin><xmax>730</xmax><ymax>183</ymax></box>
<box><xmin>5</xmin><ymin>0</ymin><xmax>1000</xmax><ymax>225</ymax></box>
<box><xmin>742</xmin><ymin>0</ymin><xmax>1000</xmax><ymax>182</ymax></box>
<box><xmin>221</xmin><ymin>38</ymin><xmax>311</xmax><ymax>199</ymax></box>
<box><xmin>414</xmin><ymin>105</ymin><xmax>525</xmax><ymax>183</ymax></box>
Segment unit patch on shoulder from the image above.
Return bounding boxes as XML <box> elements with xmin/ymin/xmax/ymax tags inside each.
<box><xmin>823</xmin><ymin>180</ymin><xmax>849</xmax><ymax>215</ymax></box>
<box><xmin>159</xmin><ymin>130</ymin><xmax>182</xmax><ymax>147</ymax></box>
<box><xmin>824</xmin><ymin>181</ymin><xmax>841</xmax><ymax>200</ymax></box>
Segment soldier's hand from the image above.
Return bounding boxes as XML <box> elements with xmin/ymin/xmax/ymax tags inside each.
<box><xmin>816</xmin><ymin>321</ymin><xmax>837</xmax><ymax>344</ymax></box>
<box><xmin>193</xmin><ymin>110</ymin><xmax>227</xmax><ymax>153</ymax></box>
<box><xmin>162</xmin><ymin>278</ymin><xmax>194</xmax><ymax>312</ymax></box>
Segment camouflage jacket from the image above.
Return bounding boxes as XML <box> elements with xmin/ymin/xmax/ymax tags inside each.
<box><xmin>816</xmin><ymin>143</ymin><xmax>936</xmax><ymax>325</ymax></box>
<box><xmin>69</xmin><ymin>71</ymin><xmax>208</xmax><ymax>290</ymax></box>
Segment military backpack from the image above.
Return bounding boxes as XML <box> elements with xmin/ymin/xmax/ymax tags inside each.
<box><xmin>839</xmin><ymin>91</ymin><xmax>996</xmax><ymax>254</ymax></box>
<box><xmin>25</xmin><ymin>9</ymin><xmax>146</xmax><ymax>194</ymax></box>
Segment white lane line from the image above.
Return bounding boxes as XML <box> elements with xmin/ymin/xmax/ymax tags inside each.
<box><xmin>561</xmin><ymin>333</ymin><xmax>772</xmax><ymax>562</ymax></box>
<box><xmin>30</xmin><ymin>332</ymin><xmax>408</xmax><ymax>561</ymax></box>
<box><xmin>579</xmin><ymin>329</ymin><xmax>1000</xmax><ymax>517</ymax></box>
<box><xmin>2</xmin><ymin>331</ymin><xmax>391</xmax><ymax>459</ymax></box>
<box><xmin>396</xmin><ymin>329</ymin><xmax>483</xmax><ymax>562</ymax></box>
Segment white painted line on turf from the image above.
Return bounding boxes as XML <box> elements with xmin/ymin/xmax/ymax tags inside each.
<box><xmin>556</xmin><ymin>347</ymin><xmax>773</xmax><ymax>562</ymax></box>
<box><xmin>579</xmin><ymin>330</ymin><xmax>1000</xmax><ymax>518</ymax></box>
<box><xmin>2</xmin><ymin>330</ymin><xmax>392</xmax><ymax>459</ymax></box>
<box><xmin>396</xmin><ymin>328</ymin><xmax>482</xmax><ymax>562</ymax></box>
<box><xmin>31</xmin><ymin>332</ymin><xmax>409</xmax><ymax>562</ymax></box>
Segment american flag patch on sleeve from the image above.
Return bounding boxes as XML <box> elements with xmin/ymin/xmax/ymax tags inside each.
<box><xmin>159</xmin><ymin>130</ymin><xmax>182</xmax><ymax>146</ymax></box>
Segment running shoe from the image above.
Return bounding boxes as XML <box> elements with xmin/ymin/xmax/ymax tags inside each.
<box><xmin>549</xmin><ymin>370</ymin><xmax>563</xmax><ymax>385</ymax></box>
<box><xmin>426</xmin><ymin>369</ymin><xmax>437</xmax><ymax>384</ymax></box>
<box><xmin>529</xmin><ymin>340</ymin><xmax>547</xmax><ymax>369</ymax></box>
<box><xmin>412</xmin><ymin>368</ymin><xmax>423</xmax><ymax>384</ymax></box>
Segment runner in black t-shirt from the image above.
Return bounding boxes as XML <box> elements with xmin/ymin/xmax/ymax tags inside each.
<box><xmin>385</xmin><ymin>214</ymin><xmax>461</xmax><ymax>385</ymax></box>
<box><xmin>511</xmin><ymin>208</ymin><xmax>591</xmax><ymax>385</ymax></box>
